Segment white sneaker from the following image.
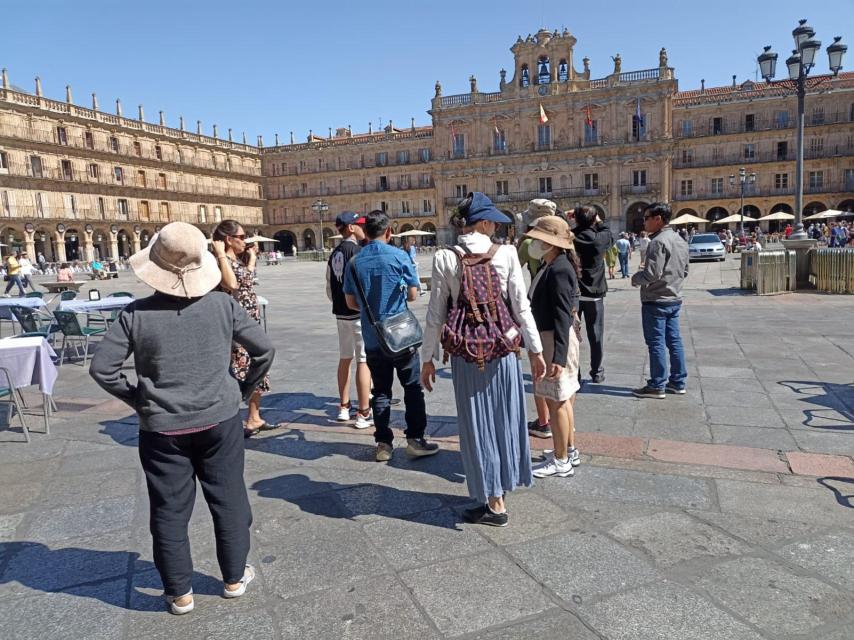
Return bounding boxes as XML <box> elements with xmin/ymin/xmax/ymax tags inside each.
<box><xmin>223</xmin><ymin>565</ymin><xmax>255</xmax><ymax>599</ymax></box>
<box><xmin>166</xmin><ymin>589</ymin><xmax>194</xmax><ymax>615</ymax></box>
<box><xmin>336</xmin><ymin>405</ymin><xmax>352</xmax><ymax>422</ymax></box>
<box><xmin>533</xmin><ymin>457</ymin><xmax>574</xmax><ymax>478</ymax></box>
<box><xmin>353</xmin><ymin>409</ymin><xmax>373</xmax><ymax>430</ymax></box>
<box><xmin>568</xmin><ymin>447</ymin><xmax>581</xmax><ymax>467</ymax></box>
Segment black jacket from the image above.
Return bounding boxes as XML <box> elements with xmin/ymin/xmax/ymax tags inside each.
<box><xmin>530</xmin><ymin>253</ymin><xmax>579</xmax><ymax>366</ymax></box>
<box><xmin>327</xmin><ymin>239</ymin><xmax>361</xmax><ymax>319</ymax></box>
<box><xmin>573</xmin><ymin>221</ymin><xmax>614</xmax><ymax>298</ymax></box>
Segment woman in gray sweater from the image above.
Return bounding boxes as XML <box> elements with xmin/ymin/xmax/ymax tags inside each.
<box><xmin>90</xmin><ymin>221</ymin><xmax>275</xmax><ymax>615</ymax></box>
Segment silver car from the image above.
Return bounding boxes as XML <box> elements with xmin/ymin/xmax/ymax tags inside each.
<box><xmin>688</xmin><ymin>233</ymin><xmax>726</xmax><ymax>262</ymax></box>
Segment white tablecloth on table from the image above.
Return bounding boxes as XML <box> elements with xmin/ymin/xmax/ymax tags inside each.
<box><xmin>58</xmin><ymin>297</ymin><xmax>135</xmax><ymax>313</ymax></box>
<box><xmin>257</xmin><ymin>295</ymin><xmax>268</xmax><ymax>307</ymax></box>
<box><xmin>0</xmin><ymin>297</ymin><xmax>47</xmax><ymax>320</ymax></box>
<box><xmin>0</xmin><ymin>336</ymin><xmax>58</xmax><ymax>394</ymax></box>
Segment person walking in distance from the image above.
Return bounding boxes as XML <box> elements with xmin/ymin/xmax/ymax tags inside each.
<box><xmin>637</xmin><ymin>231</ymin><xmax>650</xmax><ymax>268</ymax></box>
<box><xmin>421</xmin><ymin>193</ymin><xmax>545</xmax><ymax>526</ymax></box>
<box><xmin>572</xmin><ymin>206</ymin><xmax>614</xmax><ymax>383</ymax></box>
<box><xmin>615</xmin><ymin>232</ymin><xmax>632</xmax><ymax>278</ymax></box>
<box><xmin>326</xmin><ymin>212</ymin><xmax>373</xmax><ymax>429</ymax></box>
<box><xmin>631</xmin><ymin>203</ymin><xmax>689</xmax><ymax>399</ymax></box>
<box><xmin>3</xmin><ymin>252</ymin><xmax>25</xmax><ymax>297</ymax></box>
<box><xmin>526</xmin><ymin>216</ymin><xmax>583</xmax><ymax>478</ymax></box>
<box><xmin>343</xmin><ymin>211</ymin><xmax>439</xmax><ymax>462</ymax></box>
<box><xmin>90</xmin><ymin>222</ymin><xmax>275</xmax><ymax>615</ymax></box>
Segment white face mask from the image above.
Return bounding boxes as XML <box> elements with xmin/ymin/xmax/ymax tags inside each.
<box><xmin>528</xmin><ymin>239</ymin><xmax>549</xmax><ymax>260</ymax></box>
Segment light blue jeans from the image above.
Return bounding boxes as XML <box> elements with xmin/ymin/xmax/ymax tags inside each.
<box><xmin>641</xmin><ymin>302</ymin><xmax>687</xmax><ymax>390</ymax></box>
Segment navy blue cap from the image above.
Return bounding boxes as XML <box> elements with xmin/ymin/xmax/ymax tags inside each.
<box><xmin>335</xmin><ymin>211</ymin><xmax>366</xmax><ymax>226</ymax></box>
<box><xmin>462</xmin><ymin>192</ymin><xmax>512</xmax><ymax>224</ymax></box>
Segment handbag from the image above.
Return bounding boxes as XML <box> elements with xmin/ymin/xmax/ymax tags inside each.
<box><xmin>349</xmin><ymin>262</ymin><xmax>422</xmax><ymax>360</ymax></box>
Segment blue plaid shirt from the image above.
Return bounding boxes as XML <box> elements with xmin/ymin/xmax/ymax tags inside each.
<box><xmin>343</xmin><ymin>241</ymin><xmax>419</xmax><ymax>354</ymax></box>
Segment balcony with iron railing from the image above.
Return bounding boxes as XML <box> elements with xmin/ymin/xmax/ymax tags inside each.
<box><xmin>267</xmin><ymin>178</ymin><xmax>435</xmax><ymax>201</ymax></box>
<box><xmin>260</xmin><ymin>128</ymin><xmax>434</xmax><ymax>154</ymax></box>
<box><xmin>266</xmin><ymin>153</ymin><xmax>434</xmax><ymax>177</ymax></box>
<box><xmin>269</xmin><ymin>209</ymin><xmax>436</xmax><ymax>227</ymax></box>
<box><xmin>0</xmin><ymin>161</ymin><xmax>263</xmax><ymax>201</ymax></box>
<box><xmin>619</xmin><ymin>183</ymin><xmax>661</xmax><ymax>196</ymax></box>
<box><xmin>673</xmin><ymin>145</ymin><xmax>854</xmax><ymax>170</ymax></box>
<box><xmin>0</xmin><ymin>121</ymin><xmax>261</xmax><ymax>178</ymax></box>
<box><xmin>445</xmin><ymin>185</ymin><xmax>610</xmax><ymax>207</ymax></box>
<box><xmin>671</xmin><ymin>179</ymin><xmax>852</xmax><ymax>202</ymax></box>
<box><xmin>675</xmin><ymin>111</ymin><xmax>853</xmax><ymax>139</ymax></box>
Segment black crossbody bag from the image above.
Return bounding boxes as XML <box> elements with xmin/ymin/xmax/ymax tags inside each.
<box><xmin>349</xmin><ymin>262</ymin><xmax>422</xmax><ymax>360</ymax></box>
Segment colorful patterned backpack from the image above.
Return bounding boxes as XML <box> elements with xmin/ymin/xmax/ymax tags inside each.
<box><xmin>440</xmin><ymin>244</ymin><xmax>522</xmax><ymax>370</ymax></box>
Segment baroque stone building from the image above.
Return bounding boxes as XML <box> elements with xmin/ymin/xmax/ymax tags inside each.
<box><xmin>0</xmin><ymin>70</ymin><xmax>263</xmax><ymax>262</ymax></box>
<box><xmin>1</xmin><ymin>27</ymin><xmax>852</xmax><ymax>257</ymax></box>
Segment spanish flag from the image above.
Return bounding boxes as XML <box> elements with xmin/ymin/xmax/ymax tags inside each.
<box><xmin>539</xmin><ymin>103</ymin><xmax>548</xmax><ymax>124</ymax></box>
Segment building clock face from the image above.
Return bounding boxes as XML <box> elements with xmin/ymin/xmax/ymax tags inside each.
<box><xmin>538</xmin><ymin>85</ymin><xmax>548</xmax><ymax>96</ymax></box>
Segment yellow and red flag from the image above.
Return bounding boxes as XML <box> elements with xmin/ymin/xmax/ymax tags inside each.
<box><xmin>539</xmin><ymin>103</ymin><xmax>549</xmax><ymax>124</ymax></box>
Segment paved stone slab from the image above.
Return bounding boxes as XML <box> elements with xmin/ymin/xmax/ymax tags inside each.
<box><xmin>687</xmin><ymin>510</ymin><xmax>832</xmax><ymax>550</ymax></box>
<box><xmin>471</xmin><ymin>609</ymin><xmax>599</xmax><ymax>639</ymax></box>
<box><xmin>22</xmin><ymin>496</ymin><xmax>136</xmax><ymax>544</ymax></box>
<box><xmin>255</xmin><ymin>517</ymin><xmax>385</xmax><ymax>600</ymax></box>
<box><xmin>778</xmin><ymin>532</ymin><xmax>854</xmax><ymax>591</ymax></box>
<box><xmin>695</xmin><ymin>557</ymin><xmax>854</xmax><ymax>636</ymax></box>
<box><xmin>0</xmin><ymin>538</ymin><xmax>133</xmax><ymax>596</ymax></box>
<box><xmin>786</xmin><ymin>451</ymin><xmax>854</xmax><ymax>478</ymax></box>
<box><xmin>698</xmin><ymin>366</ymin><xmax>757</xmax><ymax>379</ymax></box>
<box><xmin>709</xmin><ymin>424</ymin><xmax>798</xmax><ymax>451</ymax></box>
<box><xmin>0</xmin><ymin>579</ymin><xmax>128</xmax><ymax>640</ymax></box>
<box><xmin>335</xmin><ymin>482</ymin><xmax>446</xmax><ymax>521</ymax></box>
<box><xmin>127</xmin><ymin>607</ymin><xmax>276</xmax><ymax>640</ymax></box>
<box><xmin>470</xmin><ymin>490</ymin><xmax>571</xmax><ymax>546</ymax></box>
<box><xmin>399</xmin><ymin>551</ymin><xmax>553</xmax><ymax>637</ymax></box>
<box><xmin>507</xmin><ymin>530</ymin><xmax>660</xmax><ymax>603</ymax></box>
<box><xmin>573</xmin><ymin>432</ymin><xmax>645</xmax><ymax>459</ymax></box>
<box><xmin>274</xmin><ymin>575</ymin><xmax>440</xmax><ymax>639</ymax></box>
<box><xmin>608</xmin><ymin>511</ymin><xmax>750</xmax><ymax>568</ymax></box>
<box><xmin>647</xmin><ymin>440</ymin><xmax>788</xmax><ymax>474</ymax></box>
<box><xmin>362</xmin><ymin>508</ymin><xmax>489</xmax><ymax>570</ymax></box>
<box><xmin>578</xmin><ymin>581</ymin><xmax>765</xmax><ymax>640</ymax></box>
<box><xmin>539</xmin><ymin>465</ymin><xmax>712</xmax><ymax>510</ymax></box>
<box><xmin>715</xmin><ymin>479</ymin><xmax>853</xmax><ymax>526</ymax></box>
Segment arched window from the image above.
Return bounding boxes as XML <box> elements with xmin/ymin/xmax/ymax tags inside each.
<box><xmin>538</xmin><ymin>56</ymin><xmax>551</xmax><ymax>84</ymax></box>
<box><xmin>520</xmin><ymin>65</ymin><xmax>530</xmax><ymax>88</ymax></box>
<box><xmin>558</xmin><ymin>59</ymin><xmax>569</xmax><ymax>82</ymax></box>
<box><xmin>850</xmin><ymin>102</ymin><xmax>854</xmax><ymax>122</ymax></box>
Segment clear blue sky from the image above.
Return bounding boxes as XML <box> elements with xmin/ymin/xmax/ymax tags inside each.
<box><xmin>3</xmin><ymin>0</ymin><xmax>852</xmax><ymax>144</ymax></box>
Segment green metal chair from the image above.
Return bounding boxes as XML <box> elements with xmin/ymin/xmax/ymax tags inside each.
<box><xmin>25</xmin><ymin>291</ymin><xmax>43</xmax><ymax>299</ymax></box>
<box><xmin>0</xmin><ymin>367</ymin><xmax>29</xmax><ymax>442</ymax></box>
<box><xmin>52</xmin><ymin>310</ymin><xmax>106</xmax><ymax>366</ymax></box>
<box><xmin>59</xmin><ymin>290</ymin><xmax>77</xmax><ymax>301</ymax></box>
<box><xmin>9</xmin><ymin>306</ymin><xmax>60</xmax><ymax>343</ymax></box>
<box><xmin>109</xmin><ymin>292</ymin><xmax>134</xmax><ymax>299</ymax></box>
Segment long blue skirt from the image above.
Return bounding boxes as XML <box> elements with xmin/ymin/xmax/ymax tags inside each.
<box><xmin>451</xmin><ymin>354</ymin><xmax>532</xmax><ymax>503</ymax></box>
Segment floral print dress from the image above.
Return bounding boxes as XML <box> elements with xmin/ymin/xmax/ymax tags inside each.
<box><xmin>228</xmin><ymin>257</ymin><xmax>270</xmax><ymax>393</ymax></box>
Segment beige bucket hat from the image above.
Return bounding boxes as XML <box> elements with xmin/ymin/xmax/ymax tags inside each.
<box><xmin>525</xmin><ymin>215</ymin><xmax>575</xmax><ymax>250</ymax></box>
<box><xmin>128</xmin><ymin>222</ymin><xmax>221</xmax><ymax>298</ymax></box>
<box><xmin>524</xmin><ymin>198</ymin><xmax>557</xmax><ymax>221</ymax></box>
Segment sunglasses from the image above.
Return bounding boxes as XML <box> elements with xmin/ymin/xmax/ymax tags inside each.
<box><xmin>229</xmin><ymin>234</ymin><xmax>246</xmax><ymax>240</ymax></box>
<box><xmin>643</xmin><ymin>214</ymin><xmax>661</xmax><ymax>220</ymax></box>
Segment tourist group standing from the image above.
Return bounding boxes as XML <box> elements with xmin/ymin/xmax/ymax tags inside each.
<box><xmin>83</xmin><ymin>194</ymin><xmax>692</xmax><ymax>615</ymax></box>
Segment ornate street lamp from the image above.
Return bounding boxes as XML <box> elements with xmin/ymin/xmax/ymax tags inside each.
<box><xmin>729</xmin><ymin>168</ymin><xmax>756</xmax><ymax>241</ymax></box>
<box><xmin>757</xmin><ymin>20</ymin><xmax>847</xmax><ymax>239</ymax></box>
<box><xmin>311</xmin><ymin>199</ymin><xmax>329</xmax><ymax>251</ymax></box>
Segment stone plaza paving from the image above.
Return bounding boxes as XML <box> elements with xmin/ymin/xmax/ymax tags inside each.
<box><xmin>1</xmin><ymin>254</ymin><xmax>853</xmax><ymax>639</ymax></box>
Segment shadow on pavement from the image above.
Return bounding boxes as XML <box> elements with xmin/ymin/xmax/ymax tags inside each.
<box><xmin>706</xmin><ymin>288</ymin><xmax>753</xmax><ymax>297</ymax></box>
<box><xmin>251</xmin><ymin>473</ymin><xmax>464</xmax><ymax>528</ymax></box>
<box><xmin>817</xmin><ymin>477</ymin><xmax>854</xmax><ymax>509</ymax></box>
<box><xmin>0</xmin><ymin>542</ymin><xmax>220</xmax><ymax>610</ymax></box>
<box><xmin>778</xmin><ymin>381</ymin><xmax>854</xmax><ymax>430</ymax></box>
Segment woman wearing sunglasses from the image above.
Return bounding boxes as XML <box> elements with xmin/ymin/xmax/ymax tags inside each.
<box><xmin>212</xmin><ymin>220</ymin><xmax>280</xmax><ymax>437</ymax></box>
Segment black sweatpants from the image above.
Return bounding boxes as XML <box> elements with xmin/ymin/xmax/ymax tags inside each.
<box><xmin>578</xmin><ymin>299</ymin><xmax>605</xmax><ymax>378</ymax></box>
<box><xmin>138</xmin><ymin>413</ymin><xmax>252</xmax><ymax>597</ymax></box>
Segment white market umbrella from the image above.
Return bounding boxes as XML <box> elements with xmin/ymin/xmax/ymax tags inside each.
<box><xmin>245</xmin><ymin>235</ymin><xmax>279</xmax><ymax>244</ymax></box>
<box><xmin>329</xmin><ymin>234</ymin><xmax>343</xmax><ymax>240</ymax></box>
<box><xmin>803</xmin><ymin>209</ymin><xmax>843</xmax><ymax>220</ymax></box>
<box><xmin>669</xmin><ymin>213</ymin><xmax>707</xmax><ymax>225</ymax></box>
<box><xmin>758</xmin><ymin>211</ymin><xmax>795</xmax><ymax>222</ymax></box>
<box><xmin>392</xmin><ymin>229</ymin><xmax>436</xmax><ymax>238</ymax></box>
<box><xmin>711</xmin><ymin>213</ymin><xmax>758</xmax><ymax>224</ymax></box>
